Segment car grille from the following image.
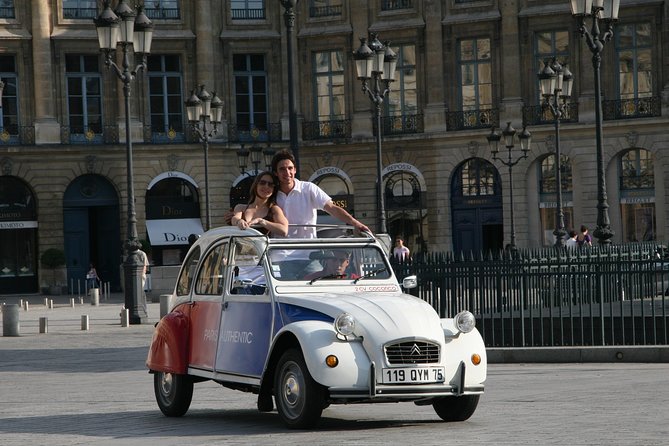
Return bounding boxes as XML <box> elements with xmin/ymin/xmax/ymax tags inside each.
<box><xmin>384</xmin><ymin>341</ymin><xmax>440</xmax><ymax>365</ymax></box>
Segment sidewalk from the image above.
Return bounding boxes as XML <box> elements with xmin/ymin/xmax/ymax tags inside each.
<box><xmin>0</xmin><ymin>292</ymin><xmax>161</xmax><ymax>340</ymax></box>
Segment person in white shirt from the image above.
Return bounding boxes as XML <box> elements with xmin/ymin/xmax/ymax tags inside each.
<box><xmin>565</xmin><ymin>230</ymin><xmax>578</xmax><ymax>249</ymax></box>
<box><xmin>393</xmin><ymin>237</ymin><xmax>411</xmax><ymax>262</ymax></box>
<box><xmin>270</xmin><ymin>149</ymin><xmax>370</xmax><ymax>278</ymax></box>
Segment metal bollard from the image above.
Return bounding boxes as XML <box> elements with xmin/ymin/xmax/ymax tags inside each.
<box><xmin>90</xmin><ymin>288</ymin><xmax>99</xmax><ymax>306</ymax></box>
<box><xmin>44</xmin><ymin>297</ymin><xmax>49</xmax><ymax>307</ymax></box>
<box><xmin>23</xmin><ymin>301</ymin><xmax>29</xmax><ymax>311</ymax></box>
<box><xmin>2</xmin><ymin>304</ymin><xmax>20</xmax><ymax>336</ymax></box>
<box><xmin>120</xmin><ymin>308</ymin><xmax>129</xmax><ymax>327</ymax></box>
<box><xmin>39</xmin><ymin>317</ymin><xmax>48</xmax><ymax>334</ymax></box>
<box><xmin>159</xmin><ymin>294</ymin><xmax>173</xmax><ymax>318</ymax></box>
<box><xmin>48</xmin><ymin>299</ymin><xmax>54</xmax><ymax>309</ymax></box>
<box><xmin>79</xmin><ymin>296</ymin><xmax>84</xmax><ymax>305</ymax></box>
<box><xmin>70</xmin><ymin>297</ymin><xmax>75</xmax><ymax>308</ymax></box>
<box><xmin>81</xmin><ymin>314</ymin><xmax>89</xmax><ymax>331</ymax></box>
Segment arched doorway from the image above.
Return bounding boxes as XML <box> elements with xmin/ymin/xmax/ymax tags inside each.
<box><xmin>63</xmin><ymin>174</ymin><xmax>120</xmax><ymax>292</ymax></box>
<box><xmin>0</xmin><ymin>176</ymin><xmax>38</xmax><ymax>294</ymax></box>
<box><xmin>382</xmin><ymin>163</ymin><xmax>428</xmax><ymax>257</ymax></box>
<box><xmin>451</xmin><ymin>158</ymin><xmax>503</xmax><ymax>253</ymax></box>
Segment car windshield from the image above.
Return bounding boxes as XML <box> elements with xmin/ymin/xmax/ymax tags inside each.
<box><xmin>267</xmin><ymin>246</ymin><xmax>391</xmax><ymax>282</ymax></box>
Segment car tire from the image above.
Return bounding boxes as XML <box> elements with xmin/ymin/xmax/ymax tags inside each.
<box><xmin>432</xmin><ymin>395</ymin><xmax>480</xmax><ymax>422</ymax></box>
<box><xmin>154</xmin><ymin>371</ymin><xmax>193</xmax><ymax>417</ymax></box>
<box><xmin>274</xmin><ymin>348</ymin><xmax>325</xmax><ymax>429</ymax></box>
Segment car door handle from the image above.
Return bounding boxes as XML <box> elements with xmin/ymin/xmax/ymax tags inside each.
<box><xmin>223</xmin><ymin>301</ymin><xmax>229</xmax><ymax>310</ymax></box>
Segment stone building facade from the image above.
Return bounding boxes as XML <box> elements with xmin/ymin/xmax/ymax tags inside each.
<box><xmin>0</xmin><ymin>0</ymin><xmax>668</xmax><ymax>294</ymax></box>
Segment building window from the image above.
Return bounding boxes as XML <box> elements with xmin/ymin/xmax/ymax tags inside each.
<box><xmin>458</xmin><ymin>38</ymin><xmax>491</xmax><ymax>112</ymax></box>
<box><xmin>63</xmin><ymin>0</ymin><xmax>97</xmax><ymax>19</ymax></box>
<box><xmin>538</xmin><ymin>155</ymin><xmax>574</xmax><ymax>246</ymax></box>
<box><xmin>65</xmin><ymin>54</ymin><xmax>102</xmax><ymax>143</ymax></box>
<box><xmin>145</xmin><ymin>0</ymin><xmax>180</xmax><ymax>20</ymax></box>
<box><xmin>0</xmin><ymin>55</ymin><xmax>19</xmax><ymax>140</ymax></box>
<box><xmin>534</xmin><ymin>30</ymin><xmax>569</xmax><ymax>103</ymax></box>
<box><xmin>313</xmin><ymin>50</ymin><xmax>345</xmax><ymax>121</ymax></box>
<box><xmin>233</xmin><ymin>54</ymin><xmax>268</xmax><ymax>133</ymax></box>
<box><xmin>148</xmin><ymin>55</ymin><xmax>184</xmax><ymax>143</ymax></box>
<box><xmin>381</xmin><ymin>0</ymin><xmax>413</xmax><ymax>10</ymax></box>
<box><xmin>0</xmin><ymin>0</ymin><xmax>15</xmax><ymax>19</ymax></box>
<box><xmin>385</xmin><ymin>44</ymin><xmax>417</xmax><ymax>118</ymax></box>
<box><xmin>460</xmin><ymin>158</ymin><xmax>496</xmax><ymax>197</ymax></box>
<box><xmin>619</xmin><ymin>149</ymin><xmax>655</xmax><ymax>242</ymax></box>
<box><xmin>616</xmin><ymin>23</ymin><xmax>652</xmax><ymax>101</ymax></box>
<box><xmin>309</xmin><ymin>0</ymin><xmax>342</xmax><ymax>18</ymax></box>
<box><xmin>231</xmin><ymin>0</ymin><xmax>265</xmax><ymax>20</ymax></box>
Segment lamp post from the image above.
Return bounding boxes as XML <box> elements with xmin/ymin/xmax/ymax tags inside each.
<box><xmin>487</xmin><ymin>122</ymin><xmax>532</xmax><ymax>250</ymax></box>
<box><xmin>538</xmin><ymin>58</ymin><xmax>574</xmax><ymax>248</ymax></box>
<box><xmin>279</xmin><ymin>0</ymin><xmax>299</xmax><ymax>172</ymax></box>
<box><xmin>353</xmin><ymin>34</ymin><xmax>398</xmax><ymax>234</ymax></box>
<box><xmin>185</xmin><ymin>85</ymin><xmax>224</xmax><ymax>231</ymax></box>
<box><xmin>94</xmin><ymin>0</ymin><xmax>153</xmax><ymax>324</ymax></box>
<box><xmin>570</xmin><ymin>0</ymin><xmax>619</xmax><ymax>244</ymax></box>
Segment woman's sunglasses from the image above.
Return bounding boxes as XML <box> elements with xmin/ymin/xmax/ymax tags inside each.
<box><xmin>258</xmin><ymin>180</ymin><xmax>275</xmax><ymax>187</ymax></box>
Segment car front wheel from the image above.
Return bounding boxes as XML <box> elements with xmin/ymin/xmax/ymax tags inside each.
<box><xmin>154</xmin><ymin>371</ymin><xmax>193</xmax><ymax>417</ymax></box>
<box><xmin>274</xmin><ymin>349</ymin><xmax>325</xmax><ymax>429</ymax></box>
<box><xmin>432</xmin><ymin>395</ymin><xmax>480</xmax><ymax>422</ymax></box>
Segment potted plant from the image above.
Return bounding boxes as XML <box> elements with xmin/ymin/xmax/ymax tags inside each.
<box><xmin>40</xmin><ymin>248</ymin><xmax>66</xmax><ymax>295</ymax></box>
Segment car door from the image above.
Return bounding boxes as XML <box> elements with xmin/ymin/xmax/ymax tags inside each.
<box><xmin>188</xmin><ymin>240</ymin><xmax>229</xmax><ymax>372</ymax></box>
<box><xmin>215</xmin><ymin>237</ymin><xmax>273</xmax><ymax>378</ymax></box>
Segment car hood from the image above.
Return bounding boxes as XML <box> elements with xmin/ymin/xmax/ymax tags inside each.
<box><xmin>279</xmin><ymin>291</ymin><xmax>444</xmax><ymax>343</ymax></box>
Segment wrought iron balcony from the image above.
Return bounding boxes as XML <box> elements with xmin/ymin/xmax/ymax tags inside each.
<box><xmin>522</xmin><ymin>103</ymin><xmax>579</xmax><ymax>126</ymax></box>
<box><xmin>374</xmin><ymin>114</ymin><xmax>424</xmax><ymax>136</ymax></box>
<box><xmin>620</xmin><ymin>174</ymin><xmax>654</xmax><ymax>190</ymax></box>
<box><xmin>144</xmin><ymin>7</ymin><xmax>181</xmax><ymax>20</ymax></box>
<box><xmin>151</xmin><ymin>127</ymin><xmax>185</xmax><ymax>144</ymax></box>
<box><xmin>309</xmin><ymin>4</ymin><xmax>343</xmax><ymax>18</ymax></box>
<box><xmin>381</xmin><ymin>0</ymin><xmax>413</xmax><ymax>10</ymax></box>
<box><xmin>231</xmin><ymin>8</ymin><xmax>265</xmax><ymax>20</ymax></box>
<box><xmin>0</xmin><ymin>126</ymin><xmax>34</xmax><ymax>145</ymax></box>
<box><xmin>227</xmin><ymin>123</ymin><xmax>282</xmax><ymax>143</ymax></box>
<box><xmin>446</xmin><ymin>108</ymin><xmax>498</xmax><ymax>131</ymax></box>
<box><xmin>62</xmin><ymin>8</ymin><xmax>97</xmax><ymax>19</ymax></box>
<box><xmin>603</xmin><ymin>97</ymin><xmax>661</xmax><ymax>121</ymax></box>
<box><xmin>302</xmin><ymin>119</ymin><xmax>351</xmax><ymax>141</ymax></box>
<box><xmin>60</xmin><ymin>125</ymin><xmax>119</xmax><ymax>145</ymax></box>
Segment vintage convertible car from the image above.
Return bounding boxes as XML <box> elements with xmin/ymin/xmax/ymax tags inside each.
<box><xmin>146</xmin><ymin>226</ymin><xmax>487</xmax><ymax>428</ymax></box>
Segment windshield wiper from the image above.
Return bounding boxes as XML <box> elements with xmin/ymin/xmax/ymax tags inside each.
<box><xmin>309</xmin><ymin>274</ymin><xmax>345</xmax><ymax>285</ymax></box>
<box><xmin>353</xmin><ymin>267</ymin><xmax>387</xmax><ymax>284</ymax></box>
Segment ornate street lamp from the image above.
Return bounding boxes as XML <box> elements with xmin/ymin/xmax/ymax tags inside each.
<box><xmin>236</xmin><ymin>144</ymin><xmax>276</xmax><ymax>175</ymax></box>
<box><xmin>487</xmin><ymin>122</ymin><xmax>532</xmax><ymax>249</ymax></box>
<box><xmin>570</xmin><ymin>0</ymin><xmax>620</xmax><ymax>244</ymax></box>
<box><xmin>538</xmin><ymin>58</ymin><xmax>574</xmax><ymax>248</ymax></box>
<box><xmin>185</xmin><ymin>85</ymin><xmax>224</xmax><ymax>231</ymax></box>
<box><xmin>279</xmin><ymin>0</ymin><xmax>299</xmax><ymax>173</ymax></box>
<box><xmin>94</xmin><ymin>0</ymin><xmax>153</xmax><ymax>324</ymax></box>
<box><xmin>353</xmin><ymin>33</ymin><xmax>398</xmax><ymax>234</ymax></box>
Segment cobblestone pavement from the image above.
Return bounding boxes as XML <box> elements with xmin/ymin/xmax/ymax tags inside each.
<box><xmin>1</xmin><ymin>293</ymin><xmax>669</xmax><ymax>445</ymax></box>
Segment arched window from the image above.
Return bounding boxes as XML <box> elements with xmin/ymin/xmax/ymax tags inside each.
<box><xmin>538</xmin><ymin>154</ymin><xmax>573</xmax><ymax>246</ymax></box>
<box><xmin>619</xmin><ymin>148</ymin><xmax>655</xmax><ymax>242</ymax></box>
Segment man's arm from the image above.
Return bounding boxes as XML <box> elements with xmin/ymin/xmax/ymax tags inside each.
<box><xmin>323</xmin><ymin>201</ymin><xmax>371</xmax><ymax>233</ymax></box>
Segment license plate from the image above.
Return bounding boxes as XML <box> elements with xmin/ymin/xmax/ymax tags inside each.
<box><xmin>381</xmin><ymin>366</ymin><xmax>445</xmax><ymax>384</ymax></box>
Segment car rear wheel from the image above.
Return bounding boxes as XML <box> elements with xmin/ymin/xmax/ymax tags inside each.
<box><xmin>154</xmin><ymin>371</ymin><xmax>193</xmax><ymax>417</ymax></box>
<box><xmin>274</xmin><ymin>349</ymin><xmax>325</xmax><ymax>429</ymax></box>
<box><xmin>432</xmin><ymin>395</ymin><xmax>480</xmax><ymax>422</ymax></box>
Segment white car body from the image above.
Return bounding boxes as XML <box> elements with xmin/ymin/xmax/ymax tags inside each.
<box><xmin>147</xmin><ymin>226</ymin><xmax>487</xmax><ymax>428</ymax></box>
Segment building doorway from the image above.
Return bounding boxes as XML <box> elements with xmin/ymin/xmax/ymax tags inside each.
<box><xmin>63</xmin><ymin>174</ymin><xmax>121</xmax><ymax>292</ymax></box>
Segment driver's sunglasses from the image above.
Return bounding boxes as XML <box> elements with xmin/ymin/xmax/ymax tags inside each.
<box><xmin>258</xmin><ymin>180</ymin><xmax>275</xmax><ymax>187</ymax></box>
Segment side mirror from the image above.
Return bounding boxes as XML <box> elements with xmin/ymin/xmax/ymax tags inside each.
<box><xmin>402</xmin><ymin>275</ymin><xmax>417</xmax><ymax>289</ymax></box>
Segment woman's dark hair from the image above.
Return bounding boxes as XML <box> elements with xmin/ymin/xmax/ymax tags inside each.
<box><xmin>248</xmin><ymin>171</ymin><xmax>279</xmax><ymax>205</ymax></box>
<box><xmin>270</xmin><ymin>149</ymin><xmax>296</xmax><ymax>173</ymax></box>
<box><xmin>580</xmin><ymin>225</ymin><xmax>588</xmax><ymax>232</ymax></box>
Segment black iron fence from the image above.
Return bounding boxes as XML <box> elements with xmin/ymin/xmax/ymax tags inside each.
<box><xmin>392</xmin><ymin>244</ymin><xmax>669</xmax><ymax>347</ymax></box>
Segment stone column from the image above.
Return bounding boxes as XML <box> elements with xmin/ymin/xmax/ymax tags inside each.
<box><xmin>32</xmin><ymin>0</ymin><xmax>60</xmax><ymax>143</ymax></box>
<box><xmin>498</xmin><ymin>0</ymin><xmax>523</xmax><ymax>123</ymax></box>
<box><xmin>422</xmin><ymin>1</ymin><xmax>446</xmax><ymax>132</ymax></box>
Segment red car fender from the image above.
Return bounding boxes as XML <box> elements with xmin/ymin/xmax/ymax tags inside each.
<box><xmin>146</xmin><ymin>308</ymin><xmax>190</xmax><ymax>374</ymax></box>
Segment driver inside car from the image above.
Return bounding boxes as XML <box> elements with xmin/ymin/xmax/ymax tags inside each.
<box><xmin>303</xmin><ymin>250</ymin><xmax>360</xmax><ymax>281</ymax></box>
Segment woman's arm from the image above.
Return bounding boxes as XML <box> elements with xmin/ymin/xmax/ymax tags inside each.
<box><xmin>249</xmin><ymin>205</ymin><xmax>288</xmax><ymax>236</ymax></box>
<box><xmin>231</xmin><ymin>205</ymin><xmax>250</xmax><ymax>229</ymax></box>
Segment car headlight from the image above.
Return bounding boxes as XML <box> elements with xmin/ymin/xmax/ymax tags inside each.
<box><xmin>334</xmin><ymin>313</ymin><xmax>355</xmax><ymax>337</ymax></box>
<box><xmin>454</xmin><ymin>310</ymin><xmax>476</xmax><ymax>333</ymax></box>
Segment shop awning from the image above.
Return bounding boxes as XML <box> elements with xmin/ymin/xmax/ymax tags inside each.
<box><xmin>146</xmin><ymin>218</ymin><xmax>204</xmax><ymax>246</ymax></box>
